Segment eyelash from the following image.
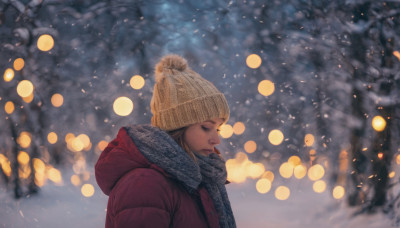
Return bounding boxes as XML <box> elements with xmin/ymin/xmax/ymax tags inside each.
<box><xmin>202</xmin><ymin>126</ymin><xmax>220</xmax><ymax>133</ymax></box>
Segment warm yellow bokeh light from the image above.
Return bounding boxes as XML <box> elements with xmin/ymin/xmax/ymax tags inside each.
<box><xmin>3</xmin><ymin>68</ymin><xmax>14</xmax><ymax>82</ymax></box>
<box><xmin>113</xmin><ymin>96</ymin><xmax>134</xmax><ymax>116</ymax></box>
<box><xmin>37</xmin><ymin>34</ymin><xmax>54</xmax><ymax>51</ymax></box>
<box><xmin>65</xmin><ymin>133</ymin><xmax>75</xmax><ymax>143</ymax></box>
<box><xmin>71</xmin><ymin>137</ymin><xmax>84</xmax><ymax>152</ymax></box>
<box><xmin>258</xmin><ymin>80</ymin><xmax>275</xmax><ymax>97</ymax></box>
<box><xmin>226</xmin><ymin>152</ymin><xmax>249</xmax><ymax>183</ymax></box>
<box><xmin>256</xmin><ymin>179</ymin><xmax>272</xmax><ymax>194</ymax></box>
<box><xmin>5</xmin><ymin>101</ymin><xmax>15</xmax><ymax>114</ymax></box>
<box><xmin>313</xmin><ymin>180</ymin><xmax>327</xmax><ymax>193</ymax></box>
<box><xmin>0</xmin><ymin>154</ymin><xmax>12</xmax><ymax>177</ymax></box>
<box><xmin>246</xmin><ymin>54</ymin><xmax>262</xmax><ymax>69</ymax></box>
<box><xmin>33</xmin><ymin>158</ymin><xmax>45</xmax><ymax>173</ymax></box>
<box><xmin>97</xmin><ymin>140</ymin><xmax>109</xmax><ymax>151</ymax></box>
<box><xmin>13</xmin><ymin>58</ymin><xmax>25</xmax><ymax>71</ymax></box>
<box><xmin>17</xmin><ymin>132</ymin><xmax>32</xmax><ymax>148</ymax></box>
<box><xmin>279</xmin><ymin>162</ymin><xmax>294</xmax><ymax>179</ymax></box>
<box><xmin>47</xmin><ymin>132</ymin><xmax>58</xmax><ymax>144</ymax></box>
<box><xmin>260</xmin><ymin>171</ymin><xmax>275</xmax><ymax>182</ymax></box>
<box><xmin>22</xmin><ymin>92</ymin><xmax>34</xmax><ymax>103</ymax></box>
<box><xmin>71</xmin><ymin>174</ymin><xmax>81</xmax><ymax>186</ymax></box>
<box><xmin>268</xmin><ymin>129</ymin><xmax>284</xmax><ymax>146</ymax></box>
<box><xmin>332</xmin><ymin>186</ymin><xmax>345</xmax><ymax>199</ymax></box>
<box><xmin>293</xmin><ymin>164</ymin><xmax>307</xmax><ymax>179</ymax></box>
<box><xmin>81</xmin><ymin>184</ymin><xmax>95</xmax><ymax>197</ymax></box>
<box><xmin>308</xmin><ymin>164</ymin><xmax>325</xmax><ymax>181</ymax></box>
<box><xmin>275</xmin><ymin>186</ymin><xmax>290</xmax><ymax>200</ymax></box>
<box><xmin>219</xmin><ymin>124</ymin><xmax>233</xmax><ymax>139</ymax></box>
<box><xmin>233</xmin><ymin>122</ymin><xmax>245</xmax><ymax>135</ymax></box>
<box><xmin>246</xmin><ymin>163</ymin><xmax>265</xmax><ymax>179</ymax></box>
<box><xmin>48</xmin><ymin>167</ymin><xmax>63</xmax><ymax>184</ymax></box>
<box><xmin>288</xmin><ymin>156</ymin><xmax>301</xmax><ymax>166</ymax></box>
<box><xmin>394</xmin><ymin>51</ymin><xmax>400</xmax><ymax>61</ymax></box>
<box><xmin>372</xmin><ymin>115</ymin><xmax>386</xmax><ymax>132</ymax></box>
<box><xmin>130</xmin><ymin>75</ymin><xmax>145</xmax><ymax>90</ymax></box>
<box><xmin>304</xmin><ymin>134</ymin><xmax>315</xmax><ymax>147</ymax></box>
<box><xmin>396</xmin><ymin>154</ymin><xmax>400</xmax><ymax>165</ymax></box>
<box><xmin>17</xmin><ymin>151</ymin><xmax>30</xmax><ymax>165</ymax></box>
<box><xmin>244</xmin><ymin>140</ymin><xmax>257</xmax><ymax>153</ymax></box>
<box><xmin>17</xmin><ymin>80</ymin><xmax>34</xmax><ymax>98</ymax></box>
<box><xmin>77</xmin><ymin>134</ymin><xmax>91</xmax><ymax>149</ymax></box>
<box><xmin>389</xmin><ymin>171</ymin><xmax>395</xmax><ymax>178</ymax></box>
<box><xmin>51</xmin><ymin>93</ymin><xmax>64</xmax><ymax>107</ymax></box>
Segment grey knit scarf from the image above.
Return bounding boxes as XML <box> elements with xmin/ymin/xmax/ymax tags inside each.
<box><xmin>125</xmin><ymin>125</ymin><xmax>236</xmax><ymax>228</ymax></box>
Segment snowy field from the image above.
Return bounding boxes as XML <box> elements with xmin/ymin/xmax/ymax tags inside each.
<box><xmin>0</xmin><ymin>165</ymin><xmax>395</xmax><ymax>228</ymax></box>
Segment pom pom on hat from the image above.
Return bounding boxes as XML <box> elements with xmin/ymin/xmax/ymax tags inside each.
<box><xmin>155</xmin><ymin>55</ymin><xmax>188</xmax><ymax>82</ymax></box>
<box><xmin>150</xmin><ymin>54</ymin><xmax>230</xmax><ymax>131</ymax></box>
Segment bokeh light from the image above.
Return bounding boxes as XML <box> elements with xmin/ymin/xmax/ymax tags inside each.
<box><xmin>313</xmin><ymin>180</ymin><xmax>327</xmax><ymax>193</ymax></box>
<box><xmin>275</xmin><ymin>186</ymin><xmax>290</xmax><ymax>200</ymax></box>
<box><xmin>5</xmin><ymin>101</ymin><xmax>15</xmax><ymax>114</ymax></box>
<box><xmin>130</xmin><ymin>75</ymin><xmax>145</xmax><ymax>90</ymax></box>
<box><xmin>304</xmin><ymin>134</ymin><xmax>315</xmax><ymax>147</ymax></box>
<box><xmin>246</xmin><ymin>54</ymin><xmax>262</xmax><ymax>69</ymax></box>
<box><xmin>293</xmin><ymin>164</ymin><xmax>307</xmax><ymax>179</ymax></box>
<box><xmin>256</xmin><ymin>179</ymin><xmax>272</xmax><ymax>194</ymax></box>
<box><xmin>4</xmin><ymin>68</ymin><xmax>14</xmax><ymax>82</ymax></box>
<box><xmin>396</xmin><ymin>154</ymin><xmax>400</xmax><ymax>165</ymax></box>
<box><xmin>260</xmin><ymin>171</ymin><xmax>275</xmax><ymax>182</ymax></box>
<box><xmin>258</xmin><ymin>80</ymin><xmax>275</xmax><ymax>97</ymax></box>
<box><xmin>48</xmin><ymin>167</ymin><xmax>63</xmax><ymax>184</ymax></box>
<box><xmin>233</xmin><ymin>122</ymin><xmax>245</xmax><ymax>135</ymax></box>
<box><xmin>279</xmin><ymin>162</ymin><xmax>294</xmax><ymax>179</ymax></box>
<box><xmin>17</xmin><ymin>80</ymin><xmax>34</xmax><ymax>98</ymax></box>
<box><xmin>244</xmin><ymin>140</ymin><xmax>257</xmax><ymax>153</ymax></box>
<box><xmin>97</xmin><ymin>140</ymin><xmax>108</xmax><ymax>151</ymax></box>
<box><xmin>17</xmin><ymin>132</ymin><xmax>32</xmax><ymax>148</ymax></box>
<box><xmin>393</xmin><ymin>51</ymin><xmax>400</xmax><ymax>61</ymax></box>
<box><xmin>308</xmin><ymin>164</ymin><xmax>325</xmax><ymax>181</ymax></box>
<box><xmin>22</xmin><ymin>92</ymin><xmax>34</xmax><ymax>103</ymax></box>
<box><xmin>17</xmin><ymin>151</ymin><xmax>30</xmax><ymax>165</ymax></box>
<box><xmin>246</xmin><ymin>163</ymin><xmax>265</xmax><ymax>179</ymax></box>
<box><xmin>219</xmin><ymin>124</ymin><xmax>233</xmax><ymax>139</ymax></box>
<box><xmin>332</xmin><ymin>186</ymin><xmax>345</xmax><ymax>199</ymax></box>
<box><xmin>47</xmin><ymin>132</ymin><xmax>58</xmax><ymax>144</ymax></box>
<box><xmin>113</xmin><ymin>96</ymin><xmax>134</xmax><ymax>116</ymax></box>
<box><xmin>372</xmin><ymin>115</ymin><xmax>386</xmax><ymax>132</ymax></box>
<box><xmin>71</xmin><ymin>174</ymin><xmax>81</xmax><ymax>186</ymax></box>
<box><xmin>288</xmin><ymin>156</ymin><xmax>301</xmax><ymax>166</ymax></box>
<box><xmin>268</xmin><ymin>129</ymin><xmax>284</xmax><ymax>146</ymax></box>
<box><xmin>51</xmin><ymin>93</ymin><xmax>64</xmax><ymax>107</ymax></box>
<box><xmin>13</xmin><ymin>58</ymin><xmax>25</xmax><ymax>71</ymax></box>
<box><xmin>81</xmin><ymin>184</ymin><xmax>95</xmax><ymax>197</ymax></box>
<box><xmin>0</xmin><ymin>154</ymin><xmax>12</xmax><ymax>177</ymax></box>
<box><xmin>37</xmin><ymin>34</ymin><xmax>54</xmax><ymax>51</ymax></box>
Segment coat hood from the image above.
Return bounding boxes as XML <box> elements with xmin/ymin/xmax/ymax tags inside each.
<box><xmin>95</xmin><ymin>126</ymin><xmax>157</xmax><ymax>195</ymax></box>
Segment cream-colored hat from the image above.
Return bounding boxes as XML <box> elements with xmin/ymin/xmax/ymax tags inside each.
<box><xmin>150</xmin><ymin>54</ymin><xmax>230</xmax><ymax>131</ymax></box>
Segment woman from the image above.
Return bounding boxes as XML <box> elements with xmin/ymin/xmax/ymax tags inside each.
<box><xmin>95</xmin><ymin>54</ymin><xmax>236</xmax><ymax>228</ymax></box>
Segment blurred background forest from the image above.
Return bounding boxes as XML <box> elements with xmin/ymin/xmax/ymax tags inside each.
<box><xmin>1</xmin><ymin>0</ymin><xmax>400</xmax><ymax>225</ymax></box>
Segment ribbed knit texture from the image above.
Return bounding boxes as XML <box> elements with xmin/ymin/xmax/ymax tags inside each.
<box><xmin>125</xmin><ymin>125</ymin><xmax>236</xmax><ymax>228</ymax></box>
<box><xmin>151</xmin><ymin>55</ymin><xmax>230</xmax><ymax>131</ymax></box>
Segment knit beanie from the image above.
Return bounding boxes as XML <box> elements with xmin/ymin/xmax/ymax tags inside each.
<box><xmin>150</xmin><ymin>54</ymin><xmax>230</xmax><ymax>131</ymax></box>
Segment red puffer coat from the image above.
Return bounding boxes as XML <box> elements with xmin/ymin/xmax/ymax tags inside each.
<box><xmin>95</xmin><ymin>127</ymin><xmax>220</xmax><ymax>228</ymax></box>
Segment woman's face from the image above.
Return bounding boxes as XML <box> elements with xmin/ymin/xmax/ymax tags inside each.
<box><xmin>183</xmin><ymin>118</ymin><xmax>224</xmax><ymax>156</ymax></box>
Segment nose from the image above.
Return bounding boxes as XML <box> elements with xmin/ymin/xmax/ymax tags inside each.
<box><xmin>209</xmin><ymin>131</ymin><xmax>221</xmax><ymax>145</ymax></box>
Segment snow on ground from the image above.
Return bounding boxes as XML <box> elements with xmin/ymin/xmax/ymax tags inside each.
<box><xmin>0</xmin><ymin>165</ymin><xmax>395</xmax><ymax>228</ymax></box>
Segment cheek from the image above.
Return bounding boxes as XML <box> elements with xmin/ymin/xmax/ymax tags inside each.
<box><xmin>184</xmin><ymin>128</ymin><xmax>205</xmax><ymax>150</ymax></box>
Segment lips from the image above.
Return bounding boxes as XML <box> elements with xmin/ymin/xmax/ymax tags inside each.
<box><xmin>201</xmin><ymin>149</ymin><xmax>215</xmax><ymax>155</ymax></box>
